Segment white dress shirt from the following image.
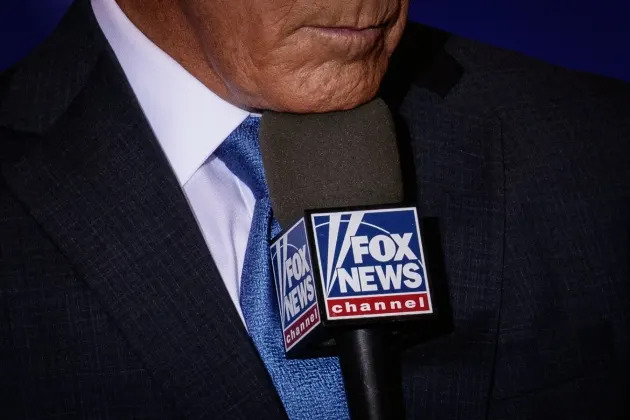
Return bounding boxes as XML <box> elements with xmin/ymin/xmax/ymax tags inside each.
<box><xmin>92</xmin><ymin>0</ymin><xmax>257</xmax><ymax>323</ymax></box>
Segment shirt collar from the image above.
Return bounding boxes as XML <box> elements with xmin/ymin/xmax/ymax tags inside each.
<box><xmin>91</xmin><ymin>0</ymin><xmax>250</xmax><ymax>186</ymax></box>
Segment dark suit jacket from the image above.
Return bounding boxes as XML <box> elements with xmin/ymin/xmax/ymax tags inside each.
<box><xmin>1</xmin><ymin>1</ymin><xmax>629</xmax><ymax>418</ymax></box>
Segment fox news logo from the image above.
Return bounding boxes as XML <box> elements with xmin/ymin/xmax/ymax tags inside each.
<box><xmin>310</xmin><ymin>207</ymin><xmax>432</xmax><ymax>320</ymax></box>
<box><xmin>270</xmin><ymin>219</ymin><xmax>321</xmax><ymax>351</ymax></box>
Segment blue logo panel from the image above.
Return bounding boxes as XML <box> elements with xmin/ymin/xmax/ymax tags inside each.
<box><xmin>310</xmin><ymin>207</ymin><xmax>432</xmax><ymax>320</ymax></box>
<box><xmin>270</xmin><ymin>219</ymin><xmax>321</xmax><ymax>351</ymax></box>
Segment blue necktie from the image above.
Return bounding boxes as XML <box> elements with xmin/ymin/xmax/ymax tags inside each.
<box><xmin>215</xmin><ymin>116</ymin><xmax>349</xmax><ymax>420</ymax></box>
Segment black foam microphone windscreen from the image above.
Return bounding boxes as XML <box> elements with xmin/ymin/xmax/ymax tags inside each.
<box><xmin>258</xmin><ymin>98</ymin><xmax>404</xmax><ymax>227</ymax></box>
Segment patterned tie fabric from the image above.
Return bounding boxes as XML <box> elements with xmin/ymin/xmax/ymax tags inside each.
<box><xmin>214</xmin><ymin>116</ymin><xmax>349</xmax><ymax>420</ymax></box>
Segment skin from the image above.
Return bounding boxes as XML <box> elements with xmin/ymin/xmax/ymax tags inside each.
<box><xmin>116</xmin><ymin>0</ymin><xmax>409</xmax><ymax>113</ymax></box>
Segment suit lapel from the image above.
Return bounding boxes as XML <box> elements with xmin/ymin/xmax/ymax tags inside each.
<box><xmin>385</xmin><ymin>26</ymin><xmax>506</xmax><ymax>419</ymax></box>
<box><xmin>1</xmin><ymin>1</ymin><xmax>285</xmax><ymax>418</ymax></box>
<box><xmin>403</xmin><ymin>97</ymin><xmax>505</xmax><ymax>418</ymax></box>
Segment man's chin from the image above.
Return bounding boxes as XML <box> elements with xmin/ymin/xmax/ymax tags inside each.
<box><xmin>273</xmin><ymin>93</ymin><xmax>379</xmax><ymax>114</ymax></box>
<box><xmin>251</xmin><ymin>68</ymin><xmax>385</xmax><ymax>114</ymax></box>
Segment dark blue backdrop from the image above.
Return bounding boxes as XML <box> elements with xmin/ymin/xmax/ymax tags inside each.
<box><xmin>0</xmin><ymin>0</ymin><xmax>629</xmax><ymax>81</ymax></box>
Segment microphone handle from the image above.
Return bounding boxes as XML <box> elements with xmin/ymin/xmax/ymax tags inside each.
<box><xmin>335</xmin><ymin>328</ymin><xmax>405</xmax><ymax>420</ymax></box>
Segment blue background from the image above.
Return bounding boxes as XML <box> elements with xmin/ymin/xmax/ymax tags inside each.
<box><xmin>0</xmin><ymin>0</ymin><xmax>629</xmax><ymax>81</ymax></box>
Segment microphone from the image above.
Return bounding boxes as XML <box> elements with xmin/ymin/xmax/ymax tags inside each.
<box><xmin>259</xmin><ymin>98</ymin><xmax>403</xmax><ymax>227</ymax></box>
<box><xmin>259</xmin><ymin>99</ymin><xmax>434</xmax><ymax>420</ymax></box>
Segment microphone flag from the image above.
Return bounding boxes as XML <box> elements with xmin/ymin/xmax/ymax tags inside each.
<box><xmin>270</xmin><ymin>206</ymin><xmax>433</xmax><ymax>357</ymax></box>
<box><xmin>270</xmin><ymin>218</ymin><xmax>322</xmax><ymax>353</ymax></box>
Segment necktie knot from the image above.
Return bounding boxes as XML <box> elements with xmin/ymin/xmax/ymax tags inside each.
<box><xmin>214</xmin><ymin>116</ymin><xmax>267</xmax><ymax>199</ymax></box>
